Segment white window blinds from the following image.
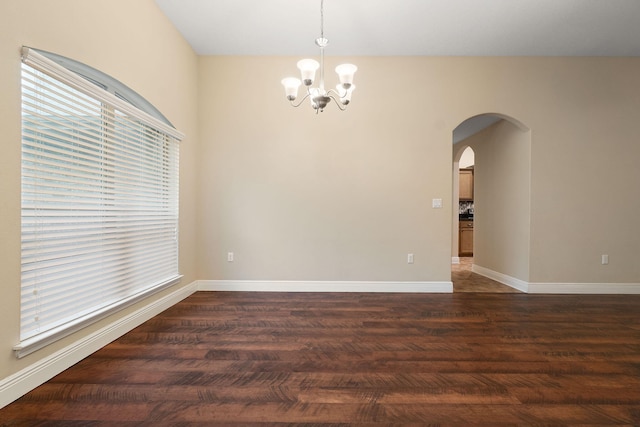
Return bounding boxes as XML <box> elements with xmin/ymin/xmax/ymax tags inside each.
<box><xmin>16</xmin><ymin>47</ymin><xmax>184</xmax><ymax>357</ymax></box>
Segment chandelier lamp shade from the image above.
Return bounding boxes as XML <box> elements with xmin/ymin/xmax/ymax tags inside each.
<box><xmin>281</xmin><ymin>0</ymin><xmax>357</xmax><ymax>113</ymax></box>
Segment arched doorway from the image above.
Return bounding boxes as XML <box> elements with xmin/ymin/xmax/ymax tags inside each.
<box><xmin>451</xmin><ymin>113</ymin><xmax>532</xmax><ymax>292</ymax></box>
<box><xmin>452</xmin><ymin>145</ymin><xmax>475</xmax><ymax>263</ymax></box>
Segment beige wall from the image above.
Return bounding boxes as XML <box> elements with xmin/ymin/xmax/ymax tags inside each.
<box><xmin>197</xmin><ymin>56</ymin><xmax>453</xmax><ymax>282</ymax></box>
<box><xmin>198</xmin><ymin>56</ymin><xmax>640</xmax><ymax>286</ymax></box>
<box><xmin>463</xmin><ymin>120</ymin><xmax>532</xmax><ymax>281</ymax></box>
<box><xmin>2</xmin><ymin>0</ymin><xmax>640</xmax><ymax>405</ymax></box>
<box><xmin>459</xmin><ymin>147</ymin><xmax>475</xmax><ymax>168</ymax></box>
<box><xmin>0</xmin><ymin>0</ymin><xmax>198</xmax><ymax>381</ymax></box>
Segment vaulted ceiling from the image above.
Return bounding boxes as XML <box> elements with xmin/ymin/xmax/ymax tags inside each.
<box><xmin>155</xmin><ymin>0</ymin><xmax>640</xmax><ymax>57</ymax></box>
<box><xmin>155</xmin><ymin>0</ymin><xmax>640</xmax><ymax>142</ymax></box>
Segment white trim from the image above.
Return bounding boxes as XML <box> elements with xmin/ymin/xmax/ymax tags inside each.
<box><xmin>471</xmin><ymin>265</ymin><xmax>640</xmax><ymax>294</ymax></box>
<box><xmin>14</xmin><ymin>276</ymin><xmax>184</xmax><ymax>358</ymax></box>
<box><xmin>30</xmin><ymin>48</ymin><xmax>175</xmax><ymax>127</ymax></box>
<box><xmin>452</xmin><ymin>257</ymin><xmax>460</xmax><ymax>264</ymax></box>
<box><xmin>21</xmin><ymin>47</ymin><xmax>184</xmax><ymax>140</ymax></box>
<box><xmin>471</xmin><ymin>264</ymin><xmax>529</xmax><ymax>292</ymax></box>
<box><xmin>0</xmin><ymin>282</ymin><xmax>197</xmax><ymax>409</ymax></box>
<box><xmin>196</xmin><ymin>280</ymin><xmax>453</xmax><ymax>293</ymax></box>
<box><xmin>528</xmin><ymin>282</ymin><xmax>640</xmax><ymax>294</ymax></box>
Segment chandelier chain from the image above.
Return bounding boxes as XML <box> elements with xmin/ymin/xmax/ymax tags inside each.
<box><xmin>320</xmin><ymin>0</ymin><xmax>324</xmax><ymax>40</ymax></box>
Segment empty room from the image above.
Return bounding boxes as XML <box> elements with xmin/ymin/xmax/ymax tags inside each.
<box><xmin>0</xmin><ymin>0</ymin><xmax>639</xmax><ymax>424</ymax></box>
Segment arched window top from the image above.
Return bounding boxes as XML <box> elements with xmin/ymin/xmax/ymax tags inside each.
<box><xmin>28</xmin><ymin>48</ymin><xmax>175</xmax><ymax>128</ymax></box>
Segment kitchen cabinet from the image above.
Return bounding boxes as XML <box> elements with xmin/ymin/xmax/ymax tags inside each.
<box><xmin>459</xmin><ymin>169</ymin><xmax>474</xmax><ymax>201</ymax></box>
<box><xmin>459</xmin><ymin>220</ymin><xmax>473</xmax><ymax>256</ymax></box>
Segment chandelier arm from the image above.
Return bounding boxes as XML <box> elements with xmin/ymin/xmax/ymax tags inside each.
<box><xmin>327</xmin><ymin>88</ymin><xmax>346</xmax><ymax>99</ymax></box>
<box><xmin>328</xmin><ymin>94</ymin><xmax>347</xmax><ymax>111</ymax></box>
<box><xmin>289</xmin><ymin>92</ymin><xmax>312</xmax><ymax>108</ymax></box>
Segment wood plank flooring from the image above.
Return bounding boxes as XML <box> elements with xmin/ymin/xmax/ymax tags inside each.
<box><xmin>1</xmin><ymin>291</ymin><xmax>639</xmax><ymax>425</ymax></box>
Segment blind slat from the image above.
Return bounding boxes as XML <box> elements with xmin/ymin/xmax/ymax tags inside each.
<box><xmin>18</xmin><ymin>49</ymin><xmax>182</xmax><ymax>356</ymax></box>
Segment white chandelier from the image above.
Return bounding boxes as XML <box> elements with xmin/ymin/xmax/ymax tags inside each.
<box><xmin>281</xmin><ymin>0</ymin><xmax>357</xmax><ymax>113</ymax></box>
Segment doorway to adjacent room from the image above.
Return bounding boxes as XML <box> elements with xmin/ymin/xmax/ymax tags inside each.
<box><xmin>451</xmin><ymin>113</ymin><xmax>532</xmax><ymax>293</ymax></box>
<box><xmin>452</xmin><ymin>257</ymin><xmax>521</xmax><ymax>292</ymax></box>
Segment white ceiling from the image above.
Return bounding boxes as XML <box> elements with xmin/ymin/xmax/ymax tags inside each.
<box><xmin>155</xmin><ymin>0</ymin><xmax>640</xmax><ymax>57</ymax></box>
<box><xmin>453</xmin><ymin>115</ymin><xmax>502</xmax><ymax>144</ymax></box>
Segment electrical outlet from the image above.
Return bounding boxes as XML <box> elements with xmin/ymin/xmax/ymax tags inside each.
<box><xmin>601</xmin><ymin>254</ymin><xmax>609</xmax><ymax>265</ymax></box>
<box><xmin>407</xmin><ymin>253</ymin><xmax>414</xmax><ymax>264</ymax></box>
<box><xmin>227</xmin><ymin>252</ymin><xmax>234</xmax><ymax>262</ymax></box>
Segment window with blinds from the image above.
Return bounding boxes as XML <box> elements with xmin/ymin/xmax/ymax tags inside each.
<box><xmin>16</xmin><ymin>48</ymin><xmax>184</xmax><ymax>357</ymax></box>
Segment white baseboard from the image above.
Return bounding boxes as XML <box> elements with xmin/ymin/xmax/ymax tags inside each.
<box><xmin>528</xmin><ymin>282</ymin><xmax>640</xmax><ymax>294</ymax></box>
<box><xmin>471</xmin><ymin>265</ymin><xmax>640</xmax><ymax>294</ymax></box>
<box><xmin>196</xmin><ymin>280</ymin><xmax>453</xmax><ymax>293</ymax></box>
<box><xmin>0</xmin><ymin>281</ymin><xmax>198</xmax><ymax>409</ymax></box>
<box><xmin>451</xmin><ymin>257</ymin><xmax>460</xmax><ymax>264</ymax></box>
<box><xmin>471</xmin><ymin>264</ymin><xmax>529</xmax><ymax>292</ymax></box>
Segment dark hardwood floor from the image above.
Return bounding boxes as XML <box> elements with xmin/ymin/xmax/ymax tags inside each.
<box><xmin>1</xmin><ymin>290</ymin><xmax>639</xmax><ymax>425</ymax></box>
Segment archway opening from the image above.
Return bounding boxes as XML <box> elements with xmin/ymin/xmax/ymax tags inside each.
<box><xmin>451</xmin><ymin>113</ymin><xmax>531</xmax><ymax>293</ymax></box>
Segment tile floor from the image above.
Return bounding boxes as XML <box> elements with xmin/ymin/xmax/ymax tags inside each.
<box><xmin>452</xmin><ymin>257</ymin><xmax>522</xmax><ymax>293</ymax></box>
